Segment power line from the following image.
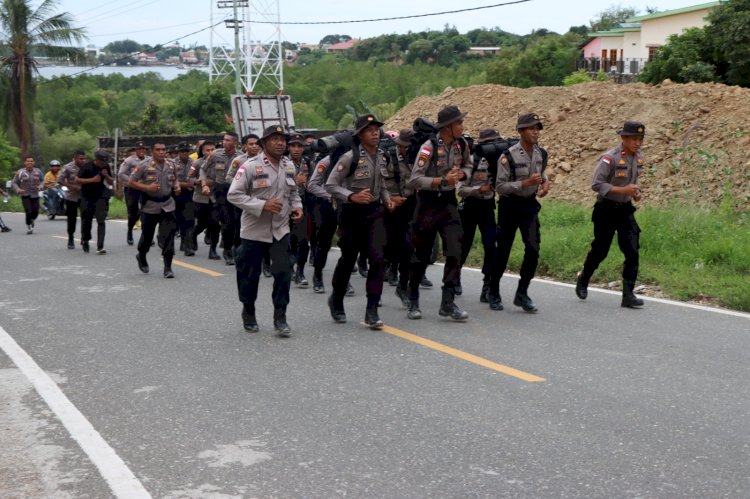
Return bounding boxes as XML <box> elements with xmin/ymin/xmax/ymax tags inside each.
<box><xmin>248</xmin><ymin>0</ymin><xmax>532</xmax><ymax>25</ymax></box>
<box><xmin>86</xmin><ymin>19</ymin><xmax>212</xmax><ymax>38</ymax></box>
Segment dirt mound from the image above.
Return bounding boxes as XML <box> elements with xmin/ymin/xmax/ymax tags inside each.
<box><xmin>385</xmin><ymin>81</ymin><xmax>750</xmax><ymax>210</ymax></box>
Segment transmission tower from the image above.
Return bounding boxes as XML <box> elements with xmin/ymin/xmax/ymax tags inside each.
<box><xmin>208</xmin><ymin>0</ymin><xmax>284</xmax><ymax>94</ymax></box>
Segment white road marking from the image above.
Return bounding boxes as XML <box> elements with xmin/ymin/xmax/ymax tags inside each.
<box><xmin>0</xmin><ymin>325</ymin><xmax>152</xmax><ymax>499</ymax></box>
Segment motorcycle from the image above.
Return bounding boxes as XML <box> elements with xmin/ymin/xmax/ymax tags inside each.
<box><xmin>41</xmin><ymin>186</ymin><xmax>67</xmax><ymax>220</ymax></box>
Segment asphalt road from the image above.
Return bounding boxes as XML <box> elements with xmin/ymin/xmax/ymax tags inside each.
<box><xmin>1</xmin><ymin>211</ymin><xmax>749</xmax><ymax>498</ymax></box>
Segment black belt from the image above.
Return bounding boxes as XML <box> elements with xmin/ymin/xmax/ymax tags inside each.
<box><xmin>598</xmin><ymin>198</ymin><xmax>632</xmax><ymax>208</ymax></box>
<box><xmin>418</xmin><ymin>190</ymin><xmax>457</xmax><ymax>202</ymax></box>
<box><xmin>147</xmin><ymin>195</ymin><xmax>170</xmax><ymax>203</ymax></box>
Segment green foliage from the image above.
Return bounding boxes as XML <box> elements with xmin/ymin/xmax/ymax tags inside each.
<box><xmin>487</xmin><ymin>35</ymin><xmax>579</xmax><ymax>87</ymax></box>
<box><xmin>589</xmin><ymin>5</ymin><xmax>639</xmax><ymax>31</ymax></box>
<box><xmin>0</xmin><ymin>132</ymin><xmax>21</xmax><ymax>180</ymax></box>
<box><xmin>639</xmin><ymin>28</ymin><xmax>716</xmax><ymax>84</ymax></box>
<box><xmin>103</xmin><ymin>39</ymin><xmax>142</xmax><ymax>54</ymax></box>
<box><xmin>563</xmin><ymin>69</ymin><xmax>594</xmax><ymax>86</ymax></box>
<box><xmin>319</xmin><ymin>34</ymin><xmax>351</xmax><ymax>46</ymax></box>
<box><xmin>37</xmin><ymin>127</ymin><xmax>95</xmax><ymax>164</ymax></box>
<box><xmin>706</xmin><ymin>0</ymin><xmax>750</xmax><ymax>86</ymax></box>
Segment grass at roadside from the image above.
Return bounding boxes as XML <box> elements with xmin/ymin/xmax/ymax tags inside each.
<box><xmin>4</xmin><ymin>196</ymin><xmax>748</xmax><ymax>311</ymax></box>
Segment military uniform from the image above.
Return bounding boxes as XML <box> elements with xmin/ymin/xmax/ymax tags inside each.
<box><xmin>577</xmin><ymin>121</ymin><xmax>646</xmax><ymax>308</ymax></box>
<box><xmin>200</xmin><ymin>147</ymin><xmax>240</xmax><ymax>264</ymax></box>
<box><xmin>406</xmin><ymin>105</ymin><xmax>473</xmax><ymax>321</ymax></box>
<box><xmin>458</xmin><ymin>128</ymin><xmax>500</xmax><ymax>301</ymax></box>
<box><xmin>12</xmin><ymin>165</ymin><xmax>44</xmax><ymax>233</ymax></box>
<box><xmin>227</xmin><ymin>127</ymin><xmax>302</xmax><ymax>336</ymax></box>
<box><xmin>306</xmin><ymin>155</ymin><xmax>337</xmax><ymax>293</ymax></box>
<box><xmin>130</xmin><ymin>155</ymin><xmax>180</xmax><ymax>277</ymax></box>
<box><xmin>58</xmin><ymin>159</ymin><xmax>83</xmax><ymax>247</ymax></box>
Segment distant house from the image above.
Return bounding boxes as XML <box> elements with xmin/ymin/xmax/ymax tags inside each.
<box><xmin>180</xmin><ymin>50</ymin><xmax>199</xmax><ymax>65</ymax></box>
<box><xmin>580</xmin><ymin>1</ymin><xmax>719</xmax><ymax>74</ymax></box>
<box><xmin>326</xmin><ymin>39</ymin><xmax>358</xmax><ymax>53</ymax></box>
<box><xmin>466</xmin><ymin>47</ymin><xmax>501</xmax><ymax>56</ymax></box>
<box><xmin>137</xmin><ymin>52</ymin><xmax>158</xmax><ymax>65</ymax></box>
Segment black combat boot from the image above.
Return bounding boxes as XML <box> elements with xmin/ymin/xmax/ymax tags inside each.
<box><xmin>262</xmin><ymin>261</ymin><xmax>271</xmax><ymax>277</ymax></box>
<box><xmin>327</xmin><ymin>293</ymin><xmax>346</xmax><ymax>323</ymax></box>
<box><xmin>395</xmin><ymin>286</ymin><xmax>410</xmax><ymax>308</ymax></box>
<box><xmin>274</xmin><ymin>308</ymin><xmax>291</xmax><ymax>337</ymax></box>
<box><xmin>295</xmin><ymin>264</ymin><xmax>309</xmax><ymax>288</ymax></box>
<box><xmin>385</xmin><ymin>264</ymin><xmax>398</xmax><ymax>287</ymax></box>
<box><xmin>208</xmin><ymin>247</ymin><xmax>220</xmax><ymax>260</ymax></box>
<box><xmin>480</xmin><ymin>277</ymin><xmax>490</xmax><ymax>303</ymax></box>
<box><xmin>136</xmin><ymin>252</ymin><xmax>149</xmax><ymax>273</ymax></box>
<box><xmin>455</xmin><ymin>272</ymin><xmax>463</xmax><ymax>296</ymax></box>
<box><xmin>513</xmin><ymin>282</ymin><xmax>538</xmax><ymax>313</ymax></box>
<box><xmin>575</xmin><ymin>271</ymin><xmax>589</xmax><ymax>300</ymax></box>
<box><xmin>312</xmin><ymin>271</ymin><xmax>325</xmax><ymax>293</ymax></box>
<box><xmin>241</xmin><ymin>304</ymin><xmax>259</xmax><ymax>333</ymax></box>
<box><xmin>67</xmin><ymin>236</ymin><xmax>75</xmax><ymax>250</ymax></box>
<box><xmin>223</xmin><ymin>248</ymin><xmax>235</xmax><ymax>266</ymax></box>
<box><xmin>126</xmin><ymin>229</ymin><xmax>134</xmax><ymax>246</ymax></box>
<box><xmin>407</xmin><ymin>299</ymin><xmax>422</xmax><ymax>320</ymax></box>
<box><xmin>621</xmin><ymin>280</ymin><xmax>644</xmax><ymax>308</ymax></box>
<box><xmin>183</xmin><ymin>229</ymin><xmax>195</xmax><ymax>256</ymax></box>
<box><xmin>364</xmin><ymin>296</ymin><xmax>384</xmax><ymax>330</ymax></box>
<box><xmin>439</xmin><ymin>287</ymin><xmax>469</xmax><ymax>321</ymax></box>
<box><xmin>163</xmin><ymin>255</ymin><xmax>175</xmax><ymax>278</ymax></box>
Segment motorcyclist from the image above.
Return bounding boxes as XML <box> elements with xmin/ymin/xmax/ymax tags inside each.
<box><xmin>43</xmin><ymin>160</ymin><xmax>65</xmax><ymax>217</ymax></box>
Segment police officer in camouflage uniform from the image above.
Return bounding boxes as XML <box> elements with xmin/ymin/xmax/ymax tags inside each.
<box><xmin>458</xmin><ymin>128</ymin><xmax>499</xmax><ymax>303</ymax></box>
<box><xmin>129</xmin><ymin>142</ymin><xmax>181</xmax><ymax>278</ymax></box>
<box><xmin>576</xmin><ymin>121</ymin><xmax>646</xmax><ymax>309</ymax></box>
<box><xmin>406</xmin><ymin>105</ymin><xmax>472</xmax><ymax>322</ymax></box>
<box><xmin>325</xmin><ymin>114</ymin><xmax>392</xmax><ymax>329</ymax></box>
<box><xmin>489</xmin><ymin>113</ymin><xmax>550</xmax><ymax>313</ymax></box>
<box><xmin>118</xmin><ymin>142</ymin><xmax>149</xmax><ymax>245</ymax></box>
<box><xmin>200</xmin><ymin>132</ymin><xmax>240</xmax><ymax>265</ymax></box>
<box><xmin>58</xmin><ymin>150</ymin><xmax>86</xmax><ymax>249</ymax></box>
<box><xmin>227</xmin><ymin>125</ymin><xmax>303</xmax><ymax>337</ymax></box>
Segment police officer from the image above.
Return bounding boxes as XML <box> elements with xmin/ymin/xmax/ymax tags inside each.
<box><xmin>174</xmin><ymin>142</ymin><xmax>196</xmax><ymax>256</ymax></box>
<box><xmin>326</xmin><ymin>114</ymin><xmax>392</xmax><ymax>329</ymax></box>
<box><xmin>306</xmin><ymin>153</ymin><xmax>336</xmax><ymax>294</ymax></box>
<box><xmin>12</xmin><ymin>156</ymin><xmax>44</xmax><ymax>234</ymax></box>
<box><xmin>200</xmin><ymin>132</ymin><xmax>241</xmax><ymax>265</ymax></box>
<box><xmin>458</xmin><ymin>128</ymin><xmax>499</xmax><ymax>303</ymax></box>
<box><xmin>129</xmin><ymin>142</ymin><xmax>181</xmax><ymax>278</ymax></box>
<box><xmin>58</xmin><ymin>151</ymin><xmax>86</xmax><ymax>249</ymax></box>
<box><xmin>189</xmin><ymin>141</ymin><xmax>220</xmax><ymax>259</ymax></box>
<box><xmin>576</xmin><ymin>121</ymin><xmax>646</xmax><ymax>308</ymax></box>
<box><xmin>287</xmin><ymin>133</ymin><xmax>312</xmax><ymax>287</ymax></box>
<box><xmin>76</xmin><ymin>150</ymin><xmax>113</xmax><ymax>254</ymax></box>
<box><xmin>118</xmin><ymin>141</ymin><xmax>149</xmax><ymax>245</ymax></box>
<box><xmin>227</xmin><ymin>125</ymin><xmax>303</xmax><ymax>337</ymax></box>
<box><xmin>227</xmin><ymin>134</ymin><xmax>262</xmax><ymax>259</ymax></box>
<box><xmin>406</xmin><ymin>105</ymin><xmax>472</xmax><ymax>321</ymax></box>
<box><xmin>382</xmin><ymin>129</ymin><xmax>418</xmax><ymax>307</ymax></box>
<box><xmin>489</xmin><ymin>113</ymin><xmax>550</xmax><ymax>313</ymax></box>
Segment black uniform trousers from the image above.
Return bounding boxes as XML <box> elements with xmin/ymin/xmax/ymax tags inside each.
<box><xmin>173</xmin><ymin>190</ymin><xmax>195</xmax><ymax>237</ymax></box>
<box><xmin>21</xmin><ymin>196</ymin><xmax>39</xmax><ymax>226</ymax></box>
<box><xmin>214</xmin><ymin>184</ymin><xmax>237</xmax><ymax>250</ymax></box>
<box><xmin>193</xmin><ymin>201</ymin><xmax>220</xmax><ymax>250</ymax></box>
<box><xmin>123</xmin><ymin>187</ymin><xmax>141</xmax><ymax>231</ymax></box>
<box><xmin>408</xmin><ymin>191</ymin><xmax>463</xmax><ymax>300</ymax></box>
<box><xmin>459</xmin><ymin>197</ymin><xmax>497</xmax><ymax>278</ymax></box>
<box><xmin>331</xmin><ymin>202</ymin><xmax>386</xmax><ymax>300</ymax></box>
<box><xmin>235</xmin><ymin>234</ymin><xmax>292</xmax><ymax>314</ymax></box>
<box><xmin>581</xmin><ymin>199</ymin><xmax>640</xmax><ymax>282</ymax></box>
<box><xmin>138</xmin><ymin>210</ymin><xmax>177</xmax><ymax>259</ymax></box>
<box><xmin>80</xmin><ymin>197</ymin><xmax>108</xmax><ymax>249</ymax></box>
<box><xmin>304</xmin><ymin>193</ymin><xmax>318</xmax><ymax>260</ymax></box>
<box><xmin>290</xmin><ymin>208</ymin><xmax>309</xmax><ymax>268</ymax></box>
<box><xmin>384</xmin><ymin>195</ymin><xmax>417</xmax><ymax>289</ymax></box>
<box><xmin>491</xmin><ymin>195</ymin><xmax>541</xmax><ymax>291</ymax></box>
<box><xmin>312</xmin><ymin>198</ymin><xmax>338</xmax><ymax>275</ymax></box>
<box><xmin>65</xmin><ymin>199</ymin><xmax>80</xmax><ymax>239</ymax></box>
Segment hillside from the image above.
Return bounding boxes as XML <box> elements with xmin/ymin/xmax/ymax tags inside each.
<box><xmin>385</xmin><ymin>81</ymin><xmax>750</xmax><ymax>211</ymax></box>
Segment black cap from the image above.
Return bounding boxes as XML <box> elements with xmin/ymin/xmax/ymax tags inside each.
<box><xmin>516</xmin><ymin>113</ymin><xmax>543</xmax><ymax>130</ymax></box>
<box><xmin>260</xmin><ymin>125</ymin><xmax>289</xmax><ymax>142</ymax></box>
<box><xmin>395</xmin><ymin>128</ymin><xmax>414</xmax><ymax>147</ymax></box>
<box><xmin>354</xmin><ymin>114</ymin><xmax>384</xmax><ymax>135</ymax></box>
<box><xmin>287</xmin><ymin>133</ymin><xmax>305</xmax><ymax>146</ymax></box>
<box><xmin>94</xmin><ymin>150</ymin><xmax>111</xmax><ymax>162</ymax></box>
<box><xmin>435</xmin><ymin>105</ymin><xmax>467</xmax><ymax>129</ymax></box>
<box><xmin>177</xmin><ymin>142</ymin><xmax>191</xmax><ymax>152</ymax></box>
<box><xmin>617</xmin><ymin>121</ymin><xmax>646</xmax><ymax>136</ymax></box>
<box><xmin>477</xmin><ymin>128</ymin><xmax>501</xmax><ymax>144</ymax></box>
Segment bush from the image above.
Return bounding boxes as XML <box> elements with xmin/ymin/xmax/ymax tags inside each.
<box><xmin>563</xmin><ymin>69</ymin><xmax>593</xmax><ymax>86</ymax></box>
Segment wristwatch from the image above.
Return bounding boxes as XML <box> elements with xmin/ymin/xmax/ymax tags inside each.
<box><xmin>440</xmin><ymin>176</ymin><xmax>449</xmax><ymax>188</ymax></box>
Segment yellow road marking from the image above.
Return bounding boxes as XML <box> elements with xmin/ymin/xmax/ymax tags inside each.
<box><xmin>52</xmin><ymin>236</ymin><xmax>224</xmax><ymax>277</ymax></box>
<box><xmin>381</xmin><ymin>325</ymin><xmax>545</xmax><ymax>382</ymax></box>
<box><xmin>171</xmin><ymin>259</ymin><xmax>224</xmax><ymax>277</ymax></box>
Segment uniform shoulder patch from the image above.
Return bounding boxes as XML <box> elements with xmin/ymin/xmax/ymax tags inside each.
<box><xmin>602</xmin><ymin>156</ymin><xmax>611</xmax><ymax>165</ymax></box>
<box><xmin>317</xmin><ymin>163</ymin><xmax>326</xmax><ymax>173</ymax></box>
<box><xmin>337</xmin><ymin>164</ymin><xmax>344</xmax><ymax>172</ymax></box>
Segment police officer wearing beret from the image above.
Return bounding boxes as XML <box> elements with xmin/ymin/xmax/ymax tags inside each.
<box><xmin>129</xmin><ymin>142</ymin><xmax>181</xmax><ymax>278</ymax></box>
<box><xmin>228</xmin><ymin>125</ymin><xmax>303</xmax><ymax>336</ymax></box>
<box><xmin>406</xmin><ymin>105</ymin><xmax>472</xmax><ymax>321</ymax></box>
<box><xmin>576</xmin><ymin>121</ymin><xmax>646</xmax><ymax>308</ymax></box>
<box><xmin>325</xmin><ymin>114</ymin><xmax>392</xmax><ymax>329</ymax></box>
<box><xmin>489</xmin><ymin>113</ymin><xmax>550</xmax><ymax>313</ymax></box>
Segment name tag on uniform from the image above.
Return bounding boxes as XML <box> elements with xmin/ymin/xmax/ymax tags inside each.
<box><xmin>253</xmin><ymin>179</ymin><xmax>268</xmax><ymax>188</ymax></box>
<box><xmin>355</xmin><ymin>169</ymin><xmax>370</xmax><ymax>179</ymax></box>
<box><xmin>215</xmin><ymin>163</ymin><xmax>225</xmax><ymax>171</ymax></box>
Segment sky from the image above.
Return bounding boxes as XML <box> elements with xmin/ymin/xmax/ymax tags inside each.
<box><xmin>61</xmin><ymin>0</ymin><xmax>708</xmax><ymax>48</ymax></box>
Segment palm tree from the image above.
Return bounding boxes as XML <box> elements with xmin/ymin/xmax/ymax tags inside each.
<box><xmin>0</xmin><ymin>0</ymin><xmax>85</xmax><ymax>155</ymax></box>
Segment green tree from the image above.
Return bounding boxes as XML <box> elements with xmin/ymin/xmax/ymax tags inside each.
<box><xmin>589</xmin><ymin>5</ymin><xmax>638</xmax><ymax>31</ymax></box>
<box><xmin>0</xmin><ymin>130</ymin><xmax>20</xmax><ymax>180</ymax></box>
<box><xmin>406</xmin><ymin>39</ymin><xmax>434</xmax><ymax>64</ymax></box>
<box><xmin>103</xmin><ymin>39</ymin><xmax>141</xmax><ymax>54</ymax></box>
<box><xmin>0</xmin><ymin>0</ymin><xmax>85</xmax><ymax>155</ymax></box>
<box><xmin>639</xmin><ymin>28</ymin><xmax>716</xmax><ymax>84</ymax></box>
<box><xmin>706</xmin><ymin>0</ymin><xmax>750</xmax><ymax>86</ymax></box>
<box><xmin>319</xmin><ymin>34</ymin><xmax>351</xmax><ymax>46</ymax></box>
<box><xmin>487</xmin><ymin>35</ymin><xmax>579</xmax><ymax>87</ymax></box>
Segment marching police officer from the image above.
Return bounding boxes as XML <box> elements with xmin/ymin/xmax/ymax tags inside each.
<box><xmin>306</xmin><ymin>153</ymin><xmax>336</xmax><ymax>294</ymax></box>
<box><xmin>325</xmin><ymin>114</ymin><xmax>392</xmax><ymax>329</ymax></box>
<box><xmin>174</xmin><ymin>142</ymin><xmax>196</xmax><ymax>256</ymax></box>
<box><xmin>129</xmin><ymin>142</ymin><xmax>181</xmax><ymax>278</ymax></box>
<box><xmin>118</xmin><ymin>141</ymin><xmax>149</xmax><ymax>245</ymax></box>
<box><xmin>287</xmin><ymin>133</ymin><xmax>312</xmax><ymax>287</ymax></box>
<box><xmin>76</xmin><ymin>150</ymin><xmax>113</xmax><ymax>253</ymax></box>
<box><xmin>576</xmin><ymin>121</ymin><xmax>646</xmax><ymax>308</ymax></box>
<box><xmin>227</xmin><ymin>125</ymin><xmax>303</xmax><ymax>337</ymax></box>
<box><xmin>189</xmin><ymin>141</ymin><xmax>220</xmax><ymax>259</ymax></box>
<box><xmin>58</xmin><ymin>150</ymin><xmax>86</xmax><ymax>248</ymax></box>
<box><xmin>12</xmin><ymin>156</ymin><xmax>44</xmax><ymax>234</ymax></box>
<box><xmin>489</xmin><ymin>113</ymin><xmax>550</xmax><ymax>313</ymax></box>
<box><xmin>406</xmin><ymin>105</ymin><xmax>472</xmax><ymax>321</ymax></box>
